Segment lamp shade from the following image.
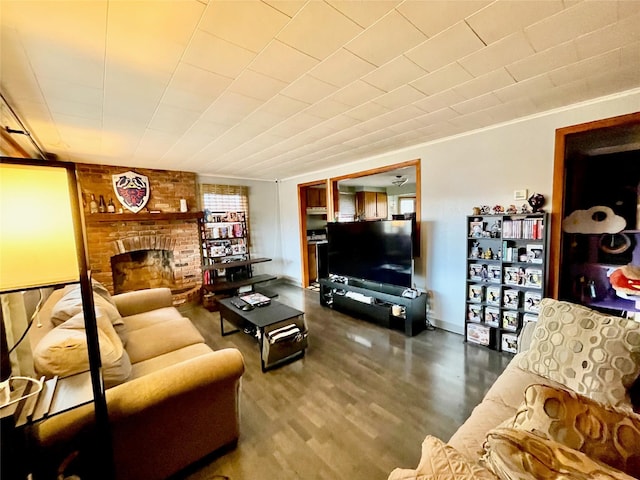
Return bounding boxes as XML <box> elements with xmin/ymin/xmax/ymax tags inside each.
<box><xmin>0</xmin><ymin>162</ymin><xmax>80</xmax><ymax>291</ymax></box>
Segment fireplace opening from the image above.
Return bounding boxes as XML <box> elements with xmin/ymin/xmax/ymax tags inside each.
<box><xmin>111</xmin><ymin>249</ymin><xmax>175</xmax><ymax>294</ymax></box>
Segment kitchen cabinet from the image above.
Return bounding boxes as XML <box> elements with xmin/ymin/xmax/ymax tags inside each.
<box><xmin>356</xmin><ymin>191</ymin><xmax>388</xmax><ymax>220</ymax></box>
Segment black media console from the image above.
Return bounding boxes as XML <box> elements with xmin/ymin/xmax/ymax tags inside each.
<box><xmin>319</xmin><ymin>277</ymin><xmax>427</xmax><ymax>336</ymax></box>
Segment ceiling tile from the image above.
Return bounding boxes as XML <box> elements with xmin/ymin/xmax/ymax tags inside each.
<box><xmin>262</xmin><ymin>1</ymin><xmax>306</xmax><ymax>18</ymax></box>
<box><xmin>453</xmin><ymin>68</ymin><xmax>515</xmax><ymax>100</ymax></box>
<box><xmin>451</xmin><ymin>92</ymin><xmax>503</xmax><ymax>115</ymax></box>
<box><xmin>574</xmin><ymin>12</ymin><xmax>640</xmax><ymax>60</ymax></box>
<box><xmin>459</xmin><ymin>32</ymin><xmax>536</xmax><ymax>77</ymax></box>
<box><xmin>344</xmin><ymin>101</ymin><xmax>390</xmax><ymax>122</ymax></box>
<box><xmin>362</xmin><ymin>56</ymin><xmax>427</xmax><ymax>92</ymax></box>
<box><xmin>148</xmin><ymin>104</ymin><xmax>202</xmax><ymax>136</ymax></box>
<box><xmin>373</xmin><ymin>85</ymin><xmax>425</xmax><ymax>109</ymax></box>
<box><xmin>413</xmin><ymin>89</ymin><xmax>467</xmax><ymax>113</ymax></box>
<box><xmin>261</xmin><ymin>94</ymin><xmax>310</xmax><ymax>117</ymax></box>
<box><xmin>406</xmin><ymin>22</ymin><xmax>485</xmax><ymax>72</ymax></box>
<box><xmin>493</xmin><ymin>73</ymin><xmax>555</xmax><ymax>103</ymax></box>
<box><xmin>277</xmin><ymin>1</ymin><xmax>362</xmax><ymax>60</ymax></box>
<box><xmin>411</xmin><ymin>63</ymin><xmax>474</xmax><ymax>96</ymax></box>
<box><xmin>506</xmin><ymin>41</ymin><xmax>578</xmax><ymax>82</ymax></box>
<box><xmin>304</xmin><ymin>98</ymin><xmax>353</xmax><ymax>120</ymax></box>
<box><xmin>200</xmin><ymin>92</ymin><xmax>264</xmax><ymax>125</ymax></box>
<box><xmin>281</xmin><ymin>75</ymin><xmax>338</xmax><ymax>104</ymax></box>
<box><xmin>249</xmin><ymin>40</ymin><xmax>318</xmax><ymax>83</ymax></box>
<box><xmin>228</xmin><ymin>69</ymin><xmax>288</xmax><ymax>101</ymax></box>
<box><xmin>330</xmin><ymin>80</ymin><xmax>385</xmax><ymax>107</ymax></box>
<box><xmin>308</xmin><ymin>48</ymin><xmax>376</xmax><ymax>87</ymax></box>
<box><xmin>183</xmin><ymin>29</ymin><xmax>256</xmax><ymax>78</ymax></box>
<box><xmin>162</xmin><ymin>63</ymin><xmax>232</xmax><ymax>113</ymax></box>
<box><xmin>586</xmin><ymin>62</ymin><xmax>640</xmax><ymax>98</ymax></box>
<box><xmin>525</xmin><ymin>1</ymin><xmax>618</xmax><ymax>51</ymax></box>
<box><xmin>466</xmin><ymin>0</ymin><xmax>564</xmax><ymax>45</ymax></box>
<box><xmin>548</xmin><ymin>49</ymin><xmax>620</xmax><ymax>87</ymax></box>
<box><xmin>397</xmin><ymin>0</ymin><xmax>490</xmax><ymax>37</ymax></box>
<box><xmin>327</xmin><ymin>1</ymin><xmax>400</xmax><ymax>28</ymax></box>
<box><xmin>345</xmin><ymin>10</ymin><xmax>427</xmax><ymax>67</ymax></box>
<box><xmin>198</xmin><ymin>1</ymin><xmax>290</xmax><ymax>53</ymax></box>
<box><xmin>103</xmin><ymin>68</ymin><xmax>171</xmax><ymax>122</ymax></box>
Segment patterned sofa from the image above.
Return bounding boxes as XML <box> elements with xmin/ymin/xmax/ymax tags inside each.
<box><xmin>388</xmin><ymin>298</ymin><xmax>640</xmax><ymax>479</ymax></box>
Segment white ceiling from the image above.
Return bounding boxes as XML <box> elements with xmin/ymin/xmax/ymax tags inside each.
<box><xmin>1</xmin><ymin>0</ymin><xmax>638</xmax><ymax>181</ymax></box>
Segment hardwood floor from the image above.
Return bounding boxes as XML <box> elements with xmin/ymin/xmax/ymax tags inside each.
<box><xmin>175</xmin><ymin>282</ymin><xmax>512</xmax><ymax>480</ymax></box>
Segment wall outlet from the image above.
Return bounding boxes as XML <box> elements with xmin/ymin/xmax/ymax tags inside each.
<box><xmin>514</xmin><ymin>189</ymin><xmax>528</xmax><ymax>201</ymax></box>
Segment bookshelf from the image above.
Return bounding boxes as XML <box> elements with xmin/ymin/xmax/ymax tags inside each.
<box><xmin>465</xmin><ymin>213</ymin><xmax>548</xmax><ymax>353</ymax></box>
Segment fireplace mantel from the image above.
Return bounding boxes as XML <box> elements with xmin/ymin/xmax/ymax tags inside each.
<box><xmin>85</xmin><ymin>211</ymin><xmax>203</xmax><ymax>224</ymax></box>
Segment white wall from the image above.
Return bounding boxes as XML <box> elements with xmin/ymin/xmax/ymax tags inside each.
<box><xmin>277</xmin><ymin>90</ymin><xmax>640</xmax><ymax>334</ymax></box>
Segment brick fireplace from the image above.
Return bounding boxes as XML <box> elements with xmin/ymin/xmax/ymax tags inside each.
<box><xmin>76</xmin><ymin>163</ymin><xmax>201</xmax><ymax>305</ymax></box>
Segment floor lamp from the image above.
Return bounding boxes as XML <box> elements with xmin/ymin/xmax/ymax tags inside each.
<box><xmin>0</xmin><ymin>156</ymin><xmax>114</xmax><ymax>479</ymax></box>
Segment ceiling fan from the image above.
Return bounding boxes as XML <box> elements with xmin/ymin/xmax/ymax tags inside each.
<box><xmin>391</xmin><ymin>175</ymin><xmax>408</xmax><ymax>187</ymax></box>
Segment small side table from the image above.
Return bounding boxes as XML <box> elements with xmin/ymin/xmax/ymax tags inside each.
<box><xmin>1</xmin><ymin>371</ymin><xmax>94</xmax><ymax>478</ymax></box>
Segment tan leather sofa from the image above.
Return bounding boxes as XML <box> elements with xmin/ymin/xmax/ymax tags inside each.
<box><xmin>388</xmin><ymin>298</ymin><xmax>640</xmax><ymax>479</ymax></box>
<box><xmin>29</xmin><ymin>285</ymin><xmax>245</xmax><ymax>480</ymax></box>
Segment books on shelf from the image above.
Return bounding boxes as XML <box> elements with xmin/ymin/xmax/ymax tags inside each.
<box><xmin>502</xmin><ymin>218</ymin><xmax>544</xmax><ymax>240</ymax></box>
<box><xmin>486</xmin><ymin>286</ymin><xmax>501</xmax><ymax>305</ymax></box>
<box><xmin>502</xmin><ymin>310</ymin><xmax>519</xmax><ymax>331</ymax></box>
<box><xmin>523</xmin><ymin>291</ymin><xmax>542</xmax><ymax>312</ymax></box>
<box><xmin>503</xmin><ymin>289</ymin><xmax>520</xmax><ymax>309</ymax></box>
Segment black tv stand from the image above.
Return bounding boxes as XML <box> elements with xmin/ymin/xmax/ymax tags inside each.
<box><xmin>319</xmin><ymin>277</ymin><xmax>427</xmax><ymax>336</ymax></box>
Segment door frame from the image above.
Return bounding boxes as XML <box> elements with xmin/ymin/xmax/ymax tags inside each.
<box><xmin>549</xmin><ymin>111</ymin><xmax>640</xmax><ymax>298</ymax></box>
<box><xmin>298</xmin><ymin>179</ymin><xmax>329</xmax><ymax>288</ymax></box>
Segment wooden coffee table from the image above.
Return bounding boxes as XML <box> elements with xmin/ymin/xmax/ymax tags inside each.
<box><xmin>218</xmin><ymin>297</ymin><xmax>307</xmax><ymax>371</ymax></box>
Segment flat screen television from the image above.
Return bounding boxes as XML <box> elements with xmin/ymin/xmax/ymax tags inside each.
<box><xmin>327</xmin><ymin>220</ymin><xmax>413</xmax><ymax>288</ymax></box>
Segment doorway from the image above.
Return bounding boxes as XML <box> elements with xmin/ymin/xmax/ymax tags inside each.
<box><xmin>550</xmin><ymin>112</ymin><xmax>640</xmax><ymax>309</ymax></box>
<box><xmin>298</xmin><ymin>180</ymin><xmax>328</xmax><ymax>288</ymax></box>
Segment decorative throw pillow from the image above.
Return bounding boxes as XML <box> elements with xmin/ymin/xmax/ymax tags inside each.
<box><xmin>511</xmin><ymin>384</ymin><xmax>640</xmax><ymax>476</ymax></box>
<box><xmin>33</xmin><ymin>307</ymin><xmax>131</xmax><ymax>388</ymax></box>
<box><xmin>392</xmin><ymin>435</ymin><xmax>496</xmax><ymax>479</ymax></box>
<box><xmin>51</xmin><ymin>281</ymin><xmax>128</xmax><ymax>345</ymax></box>
<box><xmin>481</xmin><ymin>428</ymin><xmax>636</xmax><ymax>480</ymax></box>
<box><xmin>517</xmin><ymin>298</ymin><xmax>640</xmax><ymax>408</ymax></box>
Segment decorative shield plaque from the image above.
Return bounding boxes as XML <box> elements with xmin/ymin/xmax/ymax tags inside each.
<box><xmin>112</xmin><ymin>171</ymin><xmax>150</xmax><ymax>213</ymax></box>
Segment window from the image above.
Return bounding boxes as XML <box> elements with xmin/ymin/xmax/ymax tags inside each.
<box><xmin>200</xmin><ymin>183</ymin><xmax>250</xmax><ymax>241</ymax></box>
<box><xmin>399</xmin><ymin>196</ymin><xmax>416</xmax><ymax>214</ymax></box>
